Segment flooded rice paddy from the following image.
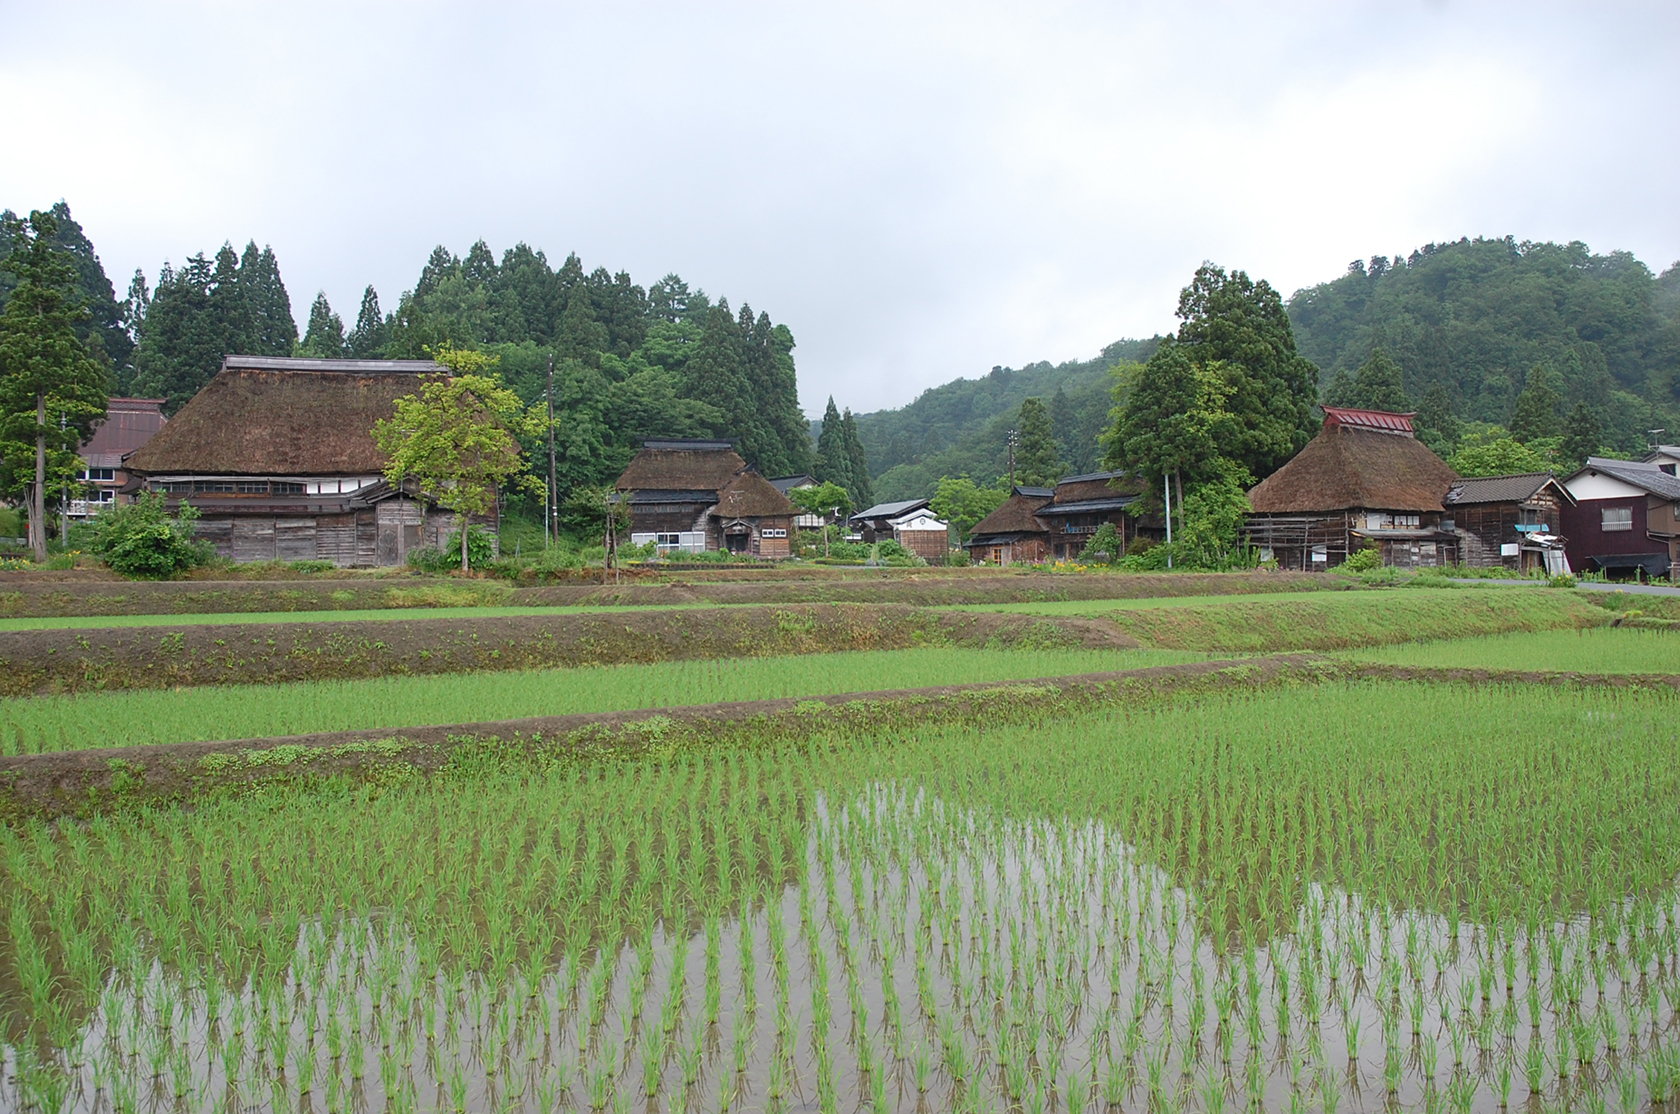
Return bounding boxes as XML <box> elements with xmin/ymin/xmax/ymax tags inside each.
<box><xmin>3</xmin><ymin>681</ymin><xmax>1679</xmax><ymax>1112</ymax></box>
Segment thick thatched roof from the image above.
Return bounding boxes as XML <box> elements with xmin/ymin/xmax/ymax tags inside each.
<box><xmin>969</xmin><ymin>488</ymin><xmax>1054</xmax><ymax>538</ymax></box>
<box><xmin>124</xmin><ymin>360</ymin><xmax>444</xmax><ymax>476</ymax></box>
<box><xmin>713</xmin><ymin>471</ymin><xmax>796</xmax><ymax>518</ymax></box>
<box><xmin>616</xmin><ymin>442</ymin><xmax>749</xmax><ymax>492</ymax></box>
<box><xmin>1248</xmin><ymin>421</ymin><xmax>1458</xmax><ymax>514</ymax></box>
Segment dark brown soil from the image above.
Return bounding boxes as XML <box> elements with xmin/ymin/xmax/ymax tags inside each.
<box><xmin>0</xmin><ymin>568</ymin><xmax>1348</xmax><ymax>617</ymax></box>
<box><xmin>0</xmin><ymin>605</ymin><xmax>1136</xmax><ymax>695</ymax></box>
<box><xmin>0</xmin><ymin>654</ymin><xmax>1320</xmax><ymax>824</ymax></box>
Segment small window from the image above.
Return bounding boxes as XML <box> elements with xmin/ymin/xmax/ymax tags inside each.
<box><xmin>1602</xmin><ymin>506</ymin><xmax>1633</xmax><ymax>532</ymax></box>
<box><xmin>236</xmin><ymin>481</ymin><xmax>269</xmax><ymax>494</ymax></box>
<box><xmin>272</xmin><ymin>482</ymin><xmax>305</xmax><ymax>495</ymax></box>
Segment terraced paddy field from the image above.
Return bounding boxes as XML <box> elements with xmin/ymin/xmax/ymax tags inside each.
<box><xmin>1341</xmin><ymin>626</ymin><xmax>1680</xmax><ymax>675</ymax></box>
<box><xmin>0</xmin><ymin>604</ymin><xmax>734</xmax><ymax>633</ymax></box>
<box><xmin>2</xmin><ymin>575</ymin><xmax>1677</xmax><ymax>1113</ymax></box>
<box><xmin>951</xmin><ymin>588</ymin><xmax>1600</xmax><ymax>652</ymax></box>
<box><xmin>5</xmin><ymin>682</ymin><xmax>1680</xmax><ymax>1113</ymax></box>
<box><xmin>0</xmin><ymin>646</ymin><xmax>1208</xmax><ymax>755</ymax></box>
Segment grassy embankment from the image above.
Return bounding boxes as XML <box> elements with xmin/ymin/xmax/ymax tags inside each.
<box><xmin>0</xmin><ymin>645</ymin><xmax>1208</xmax><ymax>755</ymax></box>
<box><xmin>2</xmin><ymin>682</ymin><xmax>1677</xmax><ymax>1111</ymax></box>
<box><xmin>963</xmin><ymin>586</ymin><xmax>1602</xmax><ymax>651</ymax></box>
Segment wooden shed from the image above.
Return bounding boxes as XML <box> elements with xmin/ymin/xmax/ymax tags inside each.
<box><xmin>1245</xmin><ymin>407</ymin><xmax>1460</xmax><ymax>570</ymax></box>
<box><xmin>121</xmin><ymin>356</ymin><xmax>485</xmax><ymax>566</ymax></box>
<box><xmin>1443</xmin><ymin>473</ymin><xmax>1574</xmax><ymax>572</ymax></box>
<box><xmin>964</xmin><ymin>487</ymin><xmax>1055</xmax><ymax>566</ymax></box>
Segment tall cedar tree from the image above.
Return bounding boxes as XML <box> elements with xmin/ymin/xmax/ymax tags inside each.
<box><xmin>0</xmin><ymin>211</ymin><xmax>108</xmax><ymax>560</ymax></box>
<box><xmin>1172</xmin><ymin>264</ymin><xmax>1319</xmax><ymax>478</ymax></box>
<box><xmin>0</xmin><ymin>202</ymin><xmax>129</xmax><ymax>375</ymax></box>
<box><xmin>815</xmin><ymin>397</ymin><xmax>854</xmax><ymax>496</ymax></box>
<box><xmin>1013</xmin><ymin>396</ymin><xmax>1064</xmax><ymax>487</ymax></box>
<box><xmin>840</xmin><ymin>408</ymin><xmax>872</xmax><ymax>508</ymax></box>
<box><xmin>1561</xmin><ymin>401</ymin><xmax>1602</xmax><ymax>470</ymax></box>
<box><xmin>133</xmin><ymin>242</ymin><xmax>295</xmax><ymax>412</ymax></box>
<box><xmin>1510</xmin><ymin>366</ymin><xmax>1564</xmax><ymax>443</ymax></box>
<box><xmin>349</xmin><ymin>286</ymin><xmax>387</xmax><ymax>356</ymax></box>
<box><xmin>299</xmin><ymin>292</ymin><xmax>348</xmax><ymax>357</ymax></box>
<box><xmin>1414</xmin><ymin>383</ymin><xmax>1461</xmax><ymax>456</ymax></box>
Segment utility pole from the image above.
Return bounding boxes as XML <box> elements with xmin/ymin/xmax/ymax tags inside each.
<box><xmin>1007</xmin><ymin>429</ymin><xmax>1018</xmax><ymax>489</ymax></box>
<box><xmin>547</xmin><ymin>352</ymin><xmax>557</xmax><ymax>547</ymax></box>
<box><xmin>58</xmin><ymin>413</ymin><xmax>68</xmax><ymax>548</ymax></box>
<box><xmin>1164</xmin><ymin>472</ymin><xmax>1173</xmax><ymax>570</ymax></box>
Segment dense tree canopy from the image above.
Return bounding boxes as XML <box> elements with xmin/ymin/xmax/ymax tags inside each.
<box><xmin>1290</xmin><ymin>237</ymin><xmax>1680</xmax><ymax>457</ymax></box>
<box><xmin>1012</xmin><ymin>396</ymin><xmax>1064</xmax><ymax>487</ymax></box>
<box><xmin>0</xmin><ymin>203</ymin><xmax>129</xmax><ymax>380</ymax></box>
<box><xmin>130</xmin><ymin>243</ymin><xmax>296</xmax><ymax>411</ymax></box>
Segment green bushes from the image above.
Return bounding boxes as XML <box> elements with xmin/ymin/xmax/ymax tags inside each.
<box><xmin>407</xmin><ymin>526</ymin><xmax>497</xmax><ymax>572</ymax></box>
<box><xmin>87</xmin><ymin>493</ymin><xmax>213</xmax><ymax>579</ymax></box>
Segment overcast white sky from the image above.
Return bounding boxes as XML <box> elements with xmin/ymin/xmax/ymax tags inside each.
<box><xmin>2</xmin><ymin>2</ymin><xmax>1676</xmax><ymax>413</ymax></box>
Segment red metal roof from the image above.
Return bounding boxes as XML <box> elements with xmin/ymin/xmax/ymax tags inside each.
<box><xmin>1321</xmin><ymin>406</ymin><xmax>1415</xmax><ymax>434</ymax></box>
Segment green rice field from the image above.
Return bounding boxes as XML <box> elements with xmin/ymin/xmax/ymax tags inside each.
<box><xmin>0</xmin><ymin>603</ymin><xmax>729</xmax><ymax>632</ymax></box>
<box><xmin>954</xmin><ymin>588</ymin><xmax>1600</xmax><ymax>652</ymax></box>
<box><xmin>3</xmin><ymin>681</ymin><xmax>1679</xmax><ymax>1112</ymax></box>
<box><xmin>0</xmin><ymin>646</ymin><xmax>1206</xmax><ymax>754</ymax></box>
<box><xmin>1342</xmin><ymin>626</ymin><xmax>1680</xmax><ymax>675</ymax></box>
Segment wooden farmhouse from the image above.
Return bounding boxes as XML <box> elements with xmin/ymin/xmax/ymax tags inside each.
<box><xmin>1245</xmin><ymin>407</ymin><xmax>1461</xmax><ymax>569</ymax></box>
<box><xmin>122</xmin><ymin>356</ymin><xmax>490</xmax><ymax>566</ymax></box>
<box><xmin>1443</xmin><ymin>473</ymin><xmax>1575</xmax><ymax>574</ymax></box>
<box><xmin>965</xmin><ymin>471</ymin><xmax>1151</xmax><ymax>565</ymax></box>
<box><xmin>615</xmin><ymin>440</ymin><xmax>796</xmax><ymax>557</ymax></box>
<box><xmin>1560</xmin><ymin>457</ymin><xmax>1680</xmax><ymax>580</ymax></box>
<box><xmin>69</xmin><ymin>397</ymin><xmax>167</xmax><ymax>520</ymax></box>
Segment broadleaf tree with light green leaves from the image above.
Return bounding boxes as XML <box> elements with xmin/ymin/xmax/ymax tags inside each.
<box><xmin>373</xmin><ymin>344</ymin><xmax>543</xmax><ymax>571</ymax></box>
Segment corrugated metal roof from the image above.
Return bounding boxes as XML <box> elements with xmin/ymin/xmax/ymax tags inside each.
<box><xmin>1016</xmin><ymin>486</ymin><xmax>1055</xmax><ymax>498</ymax></box>
<box><xmin>1038</xmin><ymin>496</ymin><xmax>1137</xmax><ymax>514</ymax></box>
<box><xmin>81</xmin><ymin>398</ymin><xmax>166</xmax><ymax>468</ymax></box>
<box><xmin>222</xmin><ymin>355</ymin><xmax>443</xmax><ymax>374</ymax></box>
<box><xmin>1321</xmin><ymin>406</ymin><xmax>1416</xmax><ymax>434</ymax></box>
<box><xmin>768</xmin><ymin>474</ymin><xmax>816</xmax><ymax>494</ymax></box>
<box><xmin>1445</xmin><ymin>473</ymin><xmax>1558</xmax><ymax>505</ymax></box>
<box><xmin>1056</xmin><ymin>470</ymin><xmax>1127</xmax><ymax>486</ymax></box>
<box><xmin>640</xmin><ymin>438</ymin><xmax>736</xmax><ymax>451</ymax></box>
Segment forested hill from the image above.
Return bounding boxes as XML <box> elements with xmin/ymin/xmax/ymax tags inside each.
<box><xmin>1288</xmin><ymin>238</ymin><xmax>1680</xmax><ymax>455</ymax></box>
<box><xmin>856</xmin><ymin>238</ymin><xmax>1680</xmax><ymax>500</ymax></box>
<box><xmin>854</xmin><ymin>338</ymin><xmax>1160</xmax><ymax>502</ymax></box>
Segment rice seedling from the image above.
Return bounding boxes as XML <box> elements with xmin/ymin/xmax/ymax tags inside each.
<box><xmin>2</xmin><ymin>679</ymin><xmax>1678</xmax><ymax>1110</ymax></box>
<box><xmin>0</xmin><ymin>645</ymin><xmax>1203</xmax><ymax>754</ymax></box>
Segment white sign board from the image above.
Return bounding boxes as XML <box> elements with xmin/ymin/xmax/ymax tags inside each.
<box><xmin>1500</xmin><ymin>543</ymin><xmax>1521</xmax><ymax>557</ymax></box>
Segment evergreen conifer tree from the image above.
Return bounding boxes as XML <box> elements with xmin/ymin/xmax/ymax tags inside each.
<box><xmin>1561</xmin><ymin>401</ymin><xmax>1602</xmax><ymax>470</ymax></box>
<box><xmin>1345</xmin><ymin>350</ymin><xmax>1410</xmax><ymax>412</ymax></box>
<box><xmin>815</xmin><ymin>397</ymin><xmax>853</xmax><ymax>495</ymax></box>
<box><xmin>1014</xmin><ymin>396</ymin><xmax>1064</xmax><ymax>487</ymax></box>
<box><xmin>348</xmin><ymin>286</ymin><xmax>386</xmax><ymax>357</ymax></box>
<box><xmin>1510</xmin><ymin>365</ymin><xmax>1563</xmax><ymax>443</ymax></box>
<box><xmin>1414</xmin><ymin>383</ymin><xmax>1461</xmax><ymax>455</ymax></box>
<box><xmin>237</xmin><ymin>243</ymin><xmax>296</xmax><ymax>356</ymax></box>
<box><xmin>299</xmin><ymin>292</ymin><xmax>348</xmax><ymax>357</ymax></box>
<box><xmin>840</xmin><ymin>408</ymin><xmax>872</xmax><ymax>508</ymax></box>
<box><xmin>0</xmin><ymin>210</ymin><xmax>108</xmax><ymax>560</ymax></box>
